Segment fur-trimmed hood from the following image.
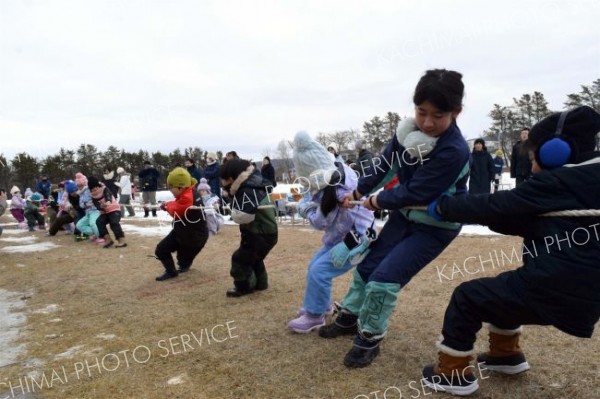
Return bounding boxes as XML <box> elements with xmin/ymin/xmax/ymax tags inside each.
<box><xmin>395</xmin><ymin>117</ymin><xmax>438</xmax><ymax>158</ymax></box>
<box><xmin>228</xmin><ymin>166</ymin><xmax>270</xmax><ymax>195</ymax></box>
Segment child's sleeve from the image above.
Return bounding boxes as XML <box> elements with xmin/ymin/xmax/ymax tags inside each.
<box><xmin>438</xmin><ymin>171</ymin><xmax>582</xmax><ymax>227</ymax></box>
<box><xmin>165</xmin><ymin>195</ymin><xmax>192</xmax><ymax>219</ymax></box>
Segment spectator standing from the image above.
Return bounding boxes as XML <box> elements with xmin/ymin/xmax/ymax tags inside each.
<box><xmin>261</xmin><ymin>156</ymin><xmax>276</xmax><ymax>191</ymax></box>
<box><xmin>204</xmin><ymin>152</ymin><xmax>221</xmax><ymax>198</ymax></box>
<box><xmin>511</xmin><ymin>128</ymin><xmax>532</xmax><ymax>186</ymax></box>
<box><xmin>116</xmin><ymin>167</ymin><xmax>135</xmax><ymax>217</ymax></box>
<box><xmin>354</xmin><ymin>140</ymin><xmax>375</xmax><ymax>178</ymax></box>
<box><xmin>184</xmin><ymin>158</ymin><xmax>203</xmax><ymax>185</ymax></box>
<box><xmin>36</xmin><ymin>173</ymin><xmax>51</xmax><ymax>199</ymax></box>
<box><xmin>138</xmin><ymin>161</ymin><xmax>160</xmax><ymax>217</ymax></box>
<box><xmin>468</xmin><ymin>138</ymin><xmax>495</xmax><ymax>194</ymax></box>
<box><xmin>493</xmin><ymin>149</ymin><xmax>504</xmax><ymax>192</ymax></box>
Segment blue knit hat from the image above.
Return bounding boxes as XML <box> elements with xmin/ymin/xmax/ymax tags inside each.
<box><xmin>65</xmin><ymin>180</ymin><xmax>78</xmax><ymax>194</ymax></box>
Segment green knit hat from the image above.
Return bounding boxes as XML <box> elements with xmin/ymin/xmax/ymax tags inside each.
<box><xmin>167</xmin><ymin>167</ymin><xmax>196</xmax><ymax>188</ymax></box>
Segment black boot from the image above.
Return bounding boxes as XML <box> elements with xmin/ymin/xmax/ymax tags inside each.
<box><xmin>155</xmin><ymin>271</ymin><xmax>178</xmax><ymax>281</ymax></box>
<box><xmin>152</xmin><ymin>209</ymin><xmax>157</xmax><ymax>217</ymax></box>
<box><xmin>156</xmin><ymin>257</ymin><xmax>178</xmax><ymax>281</ymax></box>
<box><xmin>255</xmin><ymin>271</ymin><xmax>268</xmax><ymax>291</ymax></box>
<box><xmin>226</xmin><ymin>280</ymin><xmax>254</xmax><ymax>297</ymax></box>
<box><xmin>319</xmin><ymin>311</ymin><xmax>358</xmax><ymax>338</ymax></box>
<box><xmin>343</xmin><ymin>332</ymin><xmax>381</xmax><ymax>368</ymax></box>
<box><xmin>178</xmin><ymin>262</ymin><xmax>191</xmax><ymax>273</ymax></box>
<box><xmin>144</xmin><ymin>209</ymin><xmax>149</xmax><ymax>218</ymax></box>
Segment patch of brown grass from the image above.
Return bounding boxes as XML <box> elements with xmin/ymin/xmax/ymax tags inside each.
<box><xmin>0</xmin><ymin>217</ymin><xmax>598</xmax><ymax>399</ymax></box>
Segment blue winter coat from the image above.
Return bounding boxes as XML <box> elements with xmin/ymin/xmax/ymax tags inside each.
<box><xmin>204</xmin><ymin>162</ymin><xmax>221</xmax><ymax>196</ymax></box>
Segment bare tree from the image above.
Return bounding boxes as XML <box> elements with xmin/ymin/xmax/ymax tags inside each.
<box><xmin>276</xmin><ymin>139</ymin><xmax>292</xmax><ymax>182</ymax></box>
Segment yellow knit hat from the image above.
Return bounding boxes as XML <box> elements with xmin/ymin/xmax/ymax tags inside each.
<box><xmin>495</xmin><ymin>149</ymin><xmax>503</xmax><ymax>156</ymax></box>
<box><xmin>167</xmin><ymin>167</ymin><xmax>196</xmax><ymax>188</ymax></box>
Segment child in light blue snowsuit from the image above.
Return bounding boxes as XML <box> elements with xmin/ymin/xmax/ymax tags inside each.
<box><xmin>288</xmin><ymin>131</ymin><xmax>374</xmax><ymax>333</ymax></box>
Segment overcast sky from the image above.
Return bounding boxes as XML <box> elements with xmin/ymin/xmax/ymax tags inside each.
<box><xmin>1</xmin><ymin>0</ymin><xmax>598</xmax><ymax>162</ymax></box>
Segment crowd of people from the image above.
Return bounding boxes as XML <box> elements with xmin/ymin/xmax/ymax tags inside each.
<box><xmin>1</xmin><ymin>69</ymin><xmax>599</xmax><ymax>397</ymax></box>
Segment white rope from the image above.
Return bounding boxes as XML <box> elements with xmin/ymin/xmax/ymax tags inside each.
<box><xmin>132</xmin><ymin>204</ymin><xmax>276</xmax><ymax>210</ymax></box>
<box><xmin>348</xmin><ymin>201</ymin><xmax>600</xmax><ymax>217</ymax></box>
<box><xmin>134</xmin><ymin>201</ymin><xmax>600</xmax><ymax>217</ymax></box>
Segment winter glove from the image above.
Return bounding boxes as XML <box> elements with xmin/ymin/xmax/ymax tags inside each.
<box><xmin>160</xmin><ymin>202</ymin><xmax>167</xmax><ymax>211</ymax></box>
<box><xmin>427</xmin><ymin>199</ymin><xmax>444</xmax><ymax>222</ymax></box>
<box><xmin>297</xmin><ymin>196</ymin><xmax>318</xmax><ymax>219</ymax></box>
<box><xmin>330</xmin><ymin>232</ymin><xmax>371</xmax><ymax>268</ymax></box>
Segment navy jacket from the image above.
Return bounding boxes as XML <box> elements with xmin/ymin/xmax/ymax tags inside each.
<box><xmin>37</xmin><ymin>180</ymin><xmax>51</xmax><ymax>199</ymax></box>
<box><xmin>493</xmin><ymin>155</ymin><xmax>504</xmax><ymax>175</ymax></box>
<box><xmin>204</xmin><ymin>162</ymin><xmax>221</xmax><ymax>195</ymax></box>
<box><xmin>469</xmin><ymin>150</ymin><xmax>495</xmax><ymax>194</ymax></box>
<box><xmin>138</xmin><ymin>167</ymin><xmax>160</xmax><ymax>191</ymax></box>
<box><xmin>439</xmin><ymin>155</ymin><xmax>600</xmax><ymax>338</ymax></box>
<box><xmin>359</xmin><ymin>122</ymin><xmax>470</xmax><ymax>210</ymax></box>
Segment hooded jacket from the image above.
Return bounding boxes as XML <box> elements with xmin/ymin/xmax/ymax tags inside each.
<box><xmin>227</xmin><ymin>166</ymin><xmax>277</xmax><ymax>235</ymax></box>
<box><xmin>306</xmin><ymin>163</ymin><xmax>374</xmax><ymax>246</ymax></box>
<box><xmin>438</xmin><ymin>155</ymin><xmax>600</xmax><ymax>338</ymax></box>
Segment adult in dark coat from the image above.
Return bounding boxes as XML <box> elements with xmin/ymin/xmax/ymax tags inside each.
<box><xmin>423</xmin><ymin>106</ymin><xmax>600</xmax><ymax>395</ymax></box>
<box><xmin>261</xmin><ymin>156</ymin><xmax>276</xmax><ymax>192</ymax></box>
<box><xmin>184</xmin><ymin>159</ymin><xmax>203</xmax><ymax>183</ymax></box>
<box><xmin>36</xmin><ymin>173</ymin><xmax>51</xmax><ymax>199</ymax></box>
<box><xmin>511</xmin><ymin>128</ymin><xmax>532</xmax><ymax>186</ymax></box>
<box><xmin>138</xmin><ymin>161</ymin><xmax>160</xmax><ymax>217</ymax></box>
<box><xmin>204</xmin><ymin>152</ymin><xmax>221</xmax><ymax>198</ymax></box>
<box><xmin>353</xmin><ymin>140</ymin><xmax>375</xmax><ymax>178</ymax></box>
<box><xmin>468</xmin><ymin>138</ymin><xmax>495</xmax><ymax>194</ymax></box>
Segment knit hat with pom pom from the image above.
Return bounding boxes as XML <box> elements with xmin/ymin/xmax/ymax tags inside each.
<box><xmin>292</xmin><ymin>131</ymin><xmax>337</xmax><ymax>193</ymax></box>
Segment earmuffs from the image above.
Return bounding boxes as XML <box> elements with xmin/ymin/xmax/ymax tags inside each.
<box><xmin>535</xmin><ymin>110</ymin><xmax>576</xmax><ymax>169</ymax></box>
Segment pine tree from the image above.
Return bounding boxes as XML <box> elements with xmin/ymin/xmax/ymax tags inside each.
<box><xmin>564</xmin><ymin>79</ymin><xmax>600</xmax><ymax>112</ymax></box>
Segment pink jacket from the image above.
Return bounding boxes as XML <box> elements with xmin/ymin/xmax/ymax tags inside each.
<box><xmin>91</xmin><ymin>185</ymin><xmax>121</xmax><ymax>214</ymax></box>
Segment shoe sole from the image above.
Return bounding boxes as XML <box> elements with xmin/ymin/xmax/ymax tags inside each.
<box><xmin>422</xmin><ymin>380</ymin><xmax>479</xmax><ymax>396</ymax></box>
<box><xmin>482</xmin><ymin>362</ymin><xmax>530</xmax><ymax>375</ymax></box>
<box><xmin>296</xmin><ymin>307</ymin><xmax>335</xmax><ymax>318</ymax></box>
<box><xmin>288</xmin><ymin>322</ymin><xmax>326</xmax><ymax>334</ymax></box>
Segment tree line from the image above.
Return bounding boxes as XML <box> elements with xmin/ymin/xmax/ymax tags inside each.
<box><xmin>2</xmin><ymin>78</ymin><xmax>597</xmax><ymax>192</ymax></box>
<box><xmin>308</xmin><ymin>78</ymin><xmax>599</xmax><ymax>168</ymax></box>
<box><xmin>0</xmin><ymin>145</ymin><xmax>222</xmax><ymax>194</ymax></box>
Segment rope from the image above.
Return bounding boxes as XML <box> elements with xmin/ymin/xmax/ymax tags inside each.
<box><xmin>347</xmin><ymin>201</ymin><xmax>600</xmax><ymax>217</ymax></box>
<box><xmin>135</xmin><ymin>201</ymin><xmax>600</xmax><ymax>217</ymax></box>
<box><xmin>132</xmin><ymin>204</ymin><xmax>276</xmax><ymax>210</ymax></box>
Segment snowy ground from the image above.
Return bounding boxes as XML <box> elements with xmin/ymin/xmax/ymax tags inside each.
<box><xmin>0</xmin><ymin>289</ymin><xmax>27</xmax><ymax>368</ymax></box>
